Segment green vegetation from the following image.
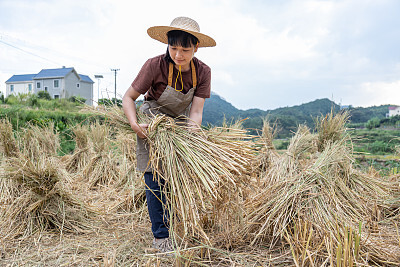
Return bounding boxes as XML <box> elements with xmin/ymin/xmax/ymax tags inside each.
<box><xmin>37</xmin><ymin>91</ymin><xmax>52</xmax><ymax>100</ymax></box>
<box><xmin>2</xmin><ymin>92</ymin><xmax>399</xmax><ymax>159</ymax></box>
<box><xmin>0</xmin><ymin>93</ymin><xmax>102</xmax><ymax>155</ymax></box>
<box><xmin>204</xmin><ymin>95</ymin><xmax>340</xmax><ymax>137</ymax></box>
<box><xmin>350</xmin><ymin>128</ymin><xmax>400</xmax><ymax>154</ymax></box>
<box><xmin>98</xmin><ymin>98</ymin><xmax>122</xmax><ymax>107</ymax></box>
<box><xmin>204</xmin><ymin>94</ymin><xmax>393</xmax><ymax>138</ymax></box>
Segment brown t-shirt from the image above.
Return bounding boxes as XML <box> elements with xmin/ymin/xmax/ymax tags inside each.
<box><xmin>131</xmin><ymin>54</ymin><xmax>211</xmax><ymax>100</ymax></box>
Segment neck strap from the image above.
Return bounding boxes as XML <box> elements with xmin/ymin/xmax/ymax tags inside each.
<box><xmin>168</xmin><ymin>61</ymin><xmax>197</xmax><ymax>89</ymax></box>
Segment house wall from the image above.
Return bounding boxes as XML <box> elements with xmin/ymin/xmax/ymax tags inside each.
<box><xmin>389</xmin><ymin>108</ymin><xmax>400</xmax><ymax>117</ymax></box>
<box><xmin>6</xmin><ymin>82</ymin><xmax>33</xmax><ymax>97</ymax></box>
<box><xmin>37</xmin><ymin>79</ymin><xmax>62</xmax><ymax>98</ymax></box>
<box><xmin>79</xmin><ymin>82</ymin><xmax>93</xmax><ymax>105</ymax></box>
<box><xmin>64</xmin><ymin>72</ymin><xmax>93</xmax><ymax>105</ymax></box>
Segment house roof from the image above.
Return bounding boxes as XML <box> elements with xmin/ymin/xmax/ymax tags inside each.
<box><xmin>79</xmin><ymin>74</ymin><xmax>94</xmax><ymax>83</ymax></box>
<box><xmin>389</xmin><ymin>106</ymin><xmax>400</xmax><ymax>110</ymax></box>
<box><xmin>34</xmin><ymin>67</ymin><xmax>75</xmax><ymax>79</ymax></box>
<box><xmin>5</xmin><ymin>74</ymin><xmax>36</xmax><ymax>83</ymax></box>
<box><xmin>5</xmin><ymin>67</ymin><xmax>94</xmax><ymax>84</ymax></box>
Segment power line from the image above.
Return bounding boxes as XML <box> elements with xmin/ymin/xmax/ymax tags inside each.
<box><xmin>0</xmin><ymin>39</ymin><xmax>60</xmax><ymax>65</ymax></box>
<box><xmin>0</xmin><ymin>34</ymin><xmax>110</xmax><ymax>72</ymax></box>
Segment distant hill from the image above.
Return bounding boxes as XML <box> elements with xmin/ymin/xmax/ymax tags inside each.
<box><xmin>203</xmin><ymin>92</ymin><xmax>390</xmax><ymax>137</ymax></box>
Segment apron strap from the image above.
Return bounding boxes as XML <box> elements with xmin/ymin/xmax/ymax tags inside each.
<box><xmin>191</xmin><ymin>60</ymin><xmax>197</xmax><ymax>88</ymax></box>
<box><xmin>167</xmin><ymin>61</ymin><xmax>197</xmax><ymax>88</ymax></box>
<box><xmin>168</xmin><ymin>63</ymin><xmax>174</xmax><ymax>87</ymax></box>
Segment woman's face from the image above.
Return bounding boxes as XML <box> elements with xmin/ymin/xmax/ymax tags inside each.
<box><xmin>168</xmin><ymin>44</ymin><xmax>198</xmax><ymax>71</ymax></box>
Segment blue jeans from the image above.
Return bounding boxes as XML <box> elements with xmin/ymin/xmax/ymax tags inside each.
<box><xmin>144</xmin><ymin>172</ymin><xmax>169</xmax><ymax>238</ymax></box>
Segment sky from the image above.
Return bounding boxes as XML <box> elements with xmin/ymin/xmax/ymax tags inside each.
<box><xmin>1</xmin><ymin>0</ymin><xmax>399</xmax><ymax>110</ymax></box>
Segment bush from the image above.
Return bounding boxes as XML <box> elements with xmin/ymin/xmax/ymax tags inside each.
<box><xmin>4</xmin><ymin>95</ymin><xmax>19</xmax><ymax>105</ymax></box>
<box><xmin>366</xmin><ymin>117</ymin><xmax>381</xmax><ymax>129</ymax></box>
<box><xmin>98</xmin><ymin>98</ymin><xmax>122</xmax><ymax>107</ymax></box>
<box><xmin>28</xmin><ymin>94</ymin><xmax>39</xmax><ymax>107</ymax></box>
<box><xmin>37</xmin><ymin>91</ymin><xmax>51</xmax><ymax>100</ymax></box>
<box><xmin>68</xmin><ymin>96</ymin><xmax>86</xmax><ymax>103</ymax></box>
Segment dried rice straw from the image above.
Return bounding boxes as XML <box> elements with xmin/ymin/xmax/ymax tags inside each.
<box><xmin>146</xmin><ymin>114</ymin><xmax>254</xmax><ymax>243</ymax></box>
<box><xmin>0</xmin><ymin>154</ymin><xmax>97</xmax><ymax>238</ymax></box>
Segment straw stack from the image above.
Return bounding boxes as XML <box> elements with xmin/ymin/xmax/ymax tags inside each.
<box><xmin>82</xmin><ymin>121</ymin><xmax>120</xmax><ymax>187</ymax></box>
<box><xmin>65</xmin><ymin>124</ymin><xmax>93</xmax><ymax>173</ymax></box>
<box><xmin>146</xmin><ymin>114</ymin><xmax>255</xmax><ymax>243</ymax></box>
<box><xmin>243</xmin><ymin>112</ymin><xmax>393</xmax><ymax>251</ymax></box>
<box><xmin>18</xmin><ymin>122</ymin><xmax>60</xmax><ymax>159</ymax></box>
<box><xmin>1</xmin><ymin>154</ymin><xmax>97</xmax><ymax>238</ymax></box>
<box><xmin>0</xmin><ymin>119</ymin><xmax>19</xmax><ymax>158</ymax></box>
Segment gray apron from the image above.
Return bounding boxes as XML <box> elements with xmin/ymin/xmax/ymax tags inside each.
<box><xmin>137</xmin><ymin>61</ymin><xmax>197</xmax><ymax>172</ymax></box>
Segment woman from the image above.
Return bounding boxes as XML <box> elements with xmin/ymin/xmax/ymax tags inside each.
<box><xmin>122</xmin><ymin>17</ymin><xmax>216</xmax><ymax>253</ymax></box>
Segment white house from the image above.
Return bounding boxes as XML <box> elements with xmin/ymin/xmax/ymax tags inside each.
<box><xmin>387</xmin><ymin>106</ymin><xmax>400</xmax><ymax>117</ymax></box>
<box><xmin>5</xmin><ymin>67</ymin><xmax>94</xmax><ymax>105</ymax></box>
<box><xmin>4</xmin><ymin>74</ymin><xmax>36</xmax><ymax>96</ymax></box>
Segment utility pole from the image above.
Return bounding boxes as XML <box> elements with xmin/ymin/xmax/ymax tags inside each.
<box><xmin>111</xmin><ymin>68</ymin><xmax>120</xmax><ymax>104</ymax></box>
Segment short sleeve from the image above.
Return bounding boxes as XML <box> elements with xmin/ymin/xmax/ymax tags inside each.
<box><xmin>131</xmin><ymin>58</ymin><xmax>155</xmax><ymax>95</ymax></box>
<box><xmin>194</xmin><ymin>65</ymin><xmax>211</xmax><ymax>99</ymax></box>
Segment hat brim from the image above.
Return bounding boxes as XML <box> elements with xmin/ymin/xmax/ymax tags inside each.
<box><xmin>147</xmin><ymin>26</ymin><xmax>216</xmax><ymax>47</ymax></box>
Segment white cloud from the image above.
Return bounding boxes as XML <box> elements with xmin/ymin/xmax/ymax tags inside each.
<box><xmin>1</xmin><ymin>0</ymin><xmax>400</xmax><ymax>110</ymax></box>
<box><xmin>351</xmin><ymin>80</ymin><xmax>400</xmax><ymax>107</ymax></box>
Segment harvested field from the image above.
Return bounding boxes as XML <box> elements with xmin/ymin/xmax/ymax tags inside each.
<box><xmin>0</xmin><ymin>109</ymin><xmax>399</xmax><ymax>266</ymax></box>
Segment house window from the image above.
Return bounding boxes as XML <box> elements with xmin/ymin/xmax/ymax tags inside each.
<box><xmin>36</xmin><ymin>82</ymin><xmax>41</xmax><ymax>88</ymax></box>
<box><xmin>10</xmin><ymin>85</ymin><xmax>14</xmax><ymax>92</ymax></box>
<box><xmin>54</xmin><ymin>80</ymin><xmax>59</xmax><ymax>88</ymax></box>
<box><xmin>45</xmin><ymin>86</ymin><xmax>48</xmax><ymax>92</ymax></box>
<box><xmin>76</xmin><ymin>83</ymin><xmax>80</xmax><ymax>88</ymax></box>
<box><xmin>28</xmin><ymin>84</ymin><xmax>32</xmax><ymax>91</ymax></box>
<box><xmin>54</xmin><ymin>94</ymin><xmax>60</xmax><ymax>99</ymax></box>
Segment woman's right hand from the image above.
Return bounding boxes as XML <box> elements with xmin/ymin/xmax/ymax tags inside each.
<box><xmin>135</xmin><ymin>123</ymin><xmax>149</xmax><ymax>139</ymax></box>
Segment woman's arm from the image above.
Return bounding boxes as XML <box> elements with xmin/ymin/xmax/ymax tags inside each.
<box><xmin>122</xmin><ymin>86</ymin><xmax>148</xmax><ymax>138</ymax></box>
<box><xmin>188</xmin><ymin>96</ymin><xmax>205</xmax><ymax>129</ymax></box>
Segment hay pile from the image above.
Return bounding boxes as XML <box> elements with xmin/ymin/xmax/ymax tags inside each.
<box><xmin>146</xmin><ymin>115</ymin><xmax>255</xmax><ymax>245</ymax></box>
<box><xmin>243</xmin><ymin>112</ymin><xmax>398</xmax><ymax>264</ymax></box>
<box><xmin>0</xmin><ymin>118</ymin><xmax>19</xmax><ymax>158</ymax></box>
<box><xmin>82</xmin><ymin>121</ymin><xmax>121</xmax><ymax>188</ymax></box>
<box><xmin>18</xmin><ymin>122</ymin><xmax>60</xmax><ymax>159</ymax></box>
<box><xmin>1</xmin><ymin>105</ymin><xmax>400</xmax><ymax>265</ymax></box>
<box><xmin>0</xmin><ymin>120</ymin><xmax>97</xmax><ymax>239</ymax></box>
<box><xmin>1</xmin><ymin>155</ymin><xmax>97</xmax><ymax>237</ymax></box>
<box><xmin>65</xmin><ymin>124</ymin><xmax>93</xmax><ymax>173</ymax></box>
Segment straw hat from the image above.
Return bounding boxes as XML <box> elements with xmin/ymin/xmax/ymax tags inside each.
<box><xmin>147</xmin><ymin>17</ymin><xmax>216</xmax><ymax>47</ymax></box>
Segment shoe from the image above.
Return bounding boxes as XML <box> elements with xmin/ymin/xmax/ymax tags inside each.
<box><xmin>152</xmin><ymin>237</ymin><xmax>175</xmax><ymax>253</ymax></box>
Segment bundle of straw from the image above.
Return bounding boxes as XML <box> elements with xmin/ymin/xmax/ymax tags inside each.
<box><xmin>65</xmin><ymin>124</ymin><xmax>93</xmax><ymax>173</ymax></box>
<box><xmin>244</xmin><ymin>112</ymin><xmax>392</xmax><ymax>243</ymax></box>
<box><xmin>113</xmin><ymin>131</ymin><xmax>139</xmax><ymax>189</ymax></box>
<box><xmin>255</xmin><ymin>118</ymin><xmax>279</xmax><ymax>179</ymax></box>
<box><xmin>1</xmin><ymin>154</ymin><xmax>96</xmax><ymax>237</ymax></box>
<box><xmin>146</xmin><ymin>114</ymin><xmax>254</xmax><ymax>243</ymax></box>
<box><xmin>0</xmin><ymin>119</ymin><xmax>19</xmax><ymax>158</ymax></box>
<box><xmin>315</xmin><ymin>110</ymin><xmax>350</xmax><ymax>152</ymax></box>
<box><xmin>18</xmin><ymin>122</ymin><xmax>60</xmax><ymax>159</ymax></box>
<box><xmin>82</xmin><ymin>122</ymin><xmax>120</xmax><ymax>187</ymax></box>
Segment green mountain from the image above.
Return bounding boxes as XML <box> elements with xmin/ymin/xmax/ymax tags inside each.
<box><xmin>203</xmin><ymin>92</ymin><xmax>391</xmax><ymax>137</ymax></box>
